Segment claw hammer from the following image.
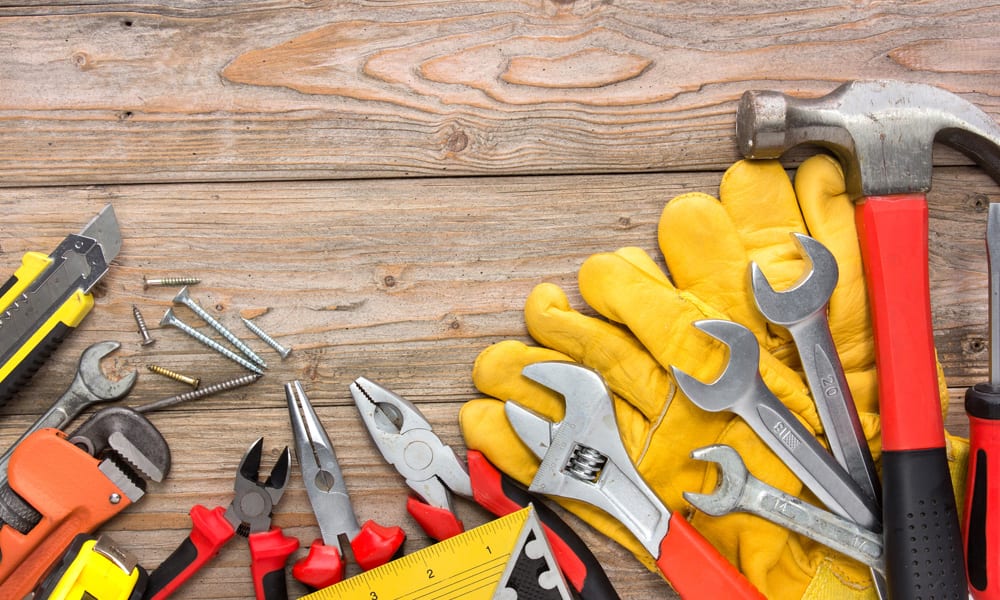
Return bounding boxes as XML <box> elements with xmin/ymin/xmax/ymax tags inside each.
<box><xmin>736</xmin><ymin>80</ymin><xmax>1000</xmax><ymax>599</ymax></box>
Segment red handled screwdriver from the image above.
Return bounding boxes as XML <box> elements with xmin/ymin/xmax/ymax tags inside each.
<box><xmin>965</xmin><ymin>202</ymin><xmax>1000</xmax><ymax>599</ymax></box>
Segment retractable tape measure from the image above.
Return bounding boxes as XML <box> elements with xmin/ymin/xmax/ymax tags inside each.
<box><xmin>304</xmin><ymin>506</ymin><xmax>572</xmax><ymax>600</ymax></box>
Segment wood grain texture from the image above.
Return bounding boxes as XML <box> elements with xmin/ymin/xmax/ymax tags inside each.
<box><xmin>0</xmin><ymin>1</ymin><xmax>997</xmax><ymax>186</ymax></box>
<box><xmin>2</xmin><ymin>2</ymin><xmax>999</xmax><ymax>598</ymax></box>
<box><xmin>0</xmin><ymin>169</ymin><xmax>991</xmax><ymax>598</ymax></box>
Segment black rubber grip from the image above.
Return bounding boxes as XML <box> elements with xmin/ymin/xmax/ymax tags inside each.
<box><xmin>260</xmin><ymin>568</ymin><xmax>289</xmax><ymax>600</ymax></box>
<box><xmin>882</xmin><ymin>448</ymin><xmax>966</xmax><ymax>599</ymax></box>
<box><xmin>0</xmin><ymin>321</ymin><xmax>72</xmax><ymax>407</ymax></box>
<box><xmin>143</xmin><ymin>537</ymin><xmax>197</xmax><ymax>599</ymax></box>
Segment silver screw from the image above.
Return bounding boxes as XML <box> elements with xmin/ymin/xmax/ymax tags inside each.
<box><xmin>159</xmin><ymin>308</ymin><xmax>264</xmax><ymax>375</ymax></box>
<box><xmin>147</xmin><ymin>364</ymin><xmax>200</xmax><ymax>389</ymax></box>
<box><xmin>173</xmin><ymin>287</ymin><xmax>267</xmax><ymax>369</ymax></box>
<box><xmin>132</xmin><ymin>304</ymin><xmax>156</xmax><ymax>346</ymax></box>
<box><xmin>136</xmin><ymin>372</ymin><xmax>262</xmax><ymax>413</ymax></box>
<box><xmin>143</xmin><ymin>276</ymin><xmax>200</xmax><ymax>290</ymax></box>
<box><xmin>241</xmin><ymin>318</ymin><xmax>292</xmax><ymax>359</ymax></box>
<box><xmin>109</xmin><ymin>493</ymin><xmax>121</xmax><ymax>505</ymax></box>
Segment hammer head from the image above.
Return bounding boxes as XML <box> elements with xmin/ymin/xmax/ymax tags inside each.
<box><xmin>737</xmin><ymin>80</ymin><xmax>1000</xmax><ymax>198</ymax></box>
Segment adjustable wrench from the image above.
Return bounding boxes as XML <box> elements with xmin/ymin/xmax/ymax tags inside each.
<box><xmin>0</xmin><ymin>340</ymin><xmax>137</xmax><ymax>484</ymax></box>
<box><xmin>750</xmin><ymin>233</ymin><xmax>880</xmax><ymax>505</ymax></box>
<box><xmin>505</xmin><ymin>361</ymin><xmax>765</xmax><ymax>598</ymax></box>
<box><xmin>671</xmin><ymin>319</ymin><xmax>880</xmax><ymax>531</ymax></box>
<box><xmin>684</xmin><ymin>444</ymin><xmax>884</xmax><ymax>576</ymax></box>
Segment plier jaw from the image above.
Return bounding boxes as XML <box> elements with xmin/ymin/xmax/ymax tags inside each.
<box><xmin>286</xmin><ymin>380</ymin><xmax>406</xmax><ymax>589</ymax></box>
<box><xmin>226</xmin><ymin>437</ymin><xmax>291</xmax><ymax>536</ymax></box>
<box><xmin>351</xmin><ymin>377</ymin><xmax>473</xmax><ymax>512</ymax></box>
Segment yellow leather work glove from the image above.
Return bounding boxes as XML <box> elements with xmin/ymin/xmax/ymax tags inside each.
<box><xmin>460</xmin><ymin>155</ymin><xmax>968</xmax><ymax>600</ymax></box>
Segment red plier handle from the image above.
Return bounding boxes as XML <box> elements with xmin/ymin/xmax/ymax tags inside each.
<box><xmin>292</xmin><ymin>520</ymin><xmax>405</xmax><ymax>589</ymax></box>
<box><xmin>144</xmin><ymin>506</ymin><xmax>298</xmax><ymax>600</ymax></box>
<box><xmin>144</xmin><ymin>505</ymin><xmax>235</xmax><ymax>600</ymax></box>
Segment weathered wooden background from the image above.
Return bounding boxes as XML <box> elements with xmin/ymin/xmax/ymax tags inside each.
<box><xmin>0</xmin><ymin>1</ymin><xmax>997</xmax><ymax>598</ymax></box>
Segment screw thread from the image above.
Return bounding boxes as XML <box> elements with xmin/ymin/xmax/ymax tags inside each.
<box><xmin>144</xmin><ymin>276</ymin><xmax>200</xmax><ymax>289</ymax></box>
<box><xmin>137</xmin><ymin>373</ymin><xmax>261</xmax><ymax>413</ymax></box>
<box><xmin>241</xmin><ymin>318</ymin><xmax>292</xmax><ymax>359</ymax></box>
<box><xmin>147</xmin><ymin>364</ymin><xmax>200</xmax><ymax>388</ymax></box>
<box><xmin>176</xmin><ymin>294</ymin><xmax>267</xmax><ymax>368</ymax></box>
<box><xmin>132</xmin><ymin>305</ymin><xmax>156</xmax><ymax>346</ymax></box>
<box><xmin>162</xmin><ymin>311</ymin><xmax>264</xmax><ymax>375</ymax></box>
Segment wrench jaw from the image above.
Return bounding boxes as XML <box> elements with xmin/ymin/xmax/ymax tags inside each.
<box><xmin>508</xmin><ymin>362</ymin><xmax>671</xmax><ymax>558</ymax></box>
<box><xmin>671</xmin><ymin>320</ymin><xmax>771</xmax><ymax>413</ymax></box>
<box><xmin>749</xmin><ymin>234</ymin><xmax>839</xmax><ymax>326</ymax></box>
<box><xmin>683</xmin><ymin>445</ymin><xmax>750</xmax><ymax>517</ymax></box>
<box><xmin>79</xmin><ymin>341</ymin><xmax>138</xmax><ymax>402</ymax></box>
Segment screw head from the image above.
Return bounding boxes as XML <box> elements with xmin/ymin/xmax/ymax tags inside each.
<box><xmin>172</xmin><ymin>286</ymin><xmax>191</xmax><ymax>305</ymax></box>
<box><xmin>160</xmin><ymin>307</ymin><xmax>177</xmax><ymax>327</ymax></box>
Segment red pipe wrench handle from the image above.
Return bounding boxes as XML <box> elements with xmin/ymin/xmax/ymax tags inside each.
<box><xmin>856</xmin><ymin>195</ymin><xmax>965</xmax><ymax>595</ymax></box>
<box><xmin>965</xmin><ymin>386</ymin><xmax>1000</xmax><ymax>598</ymax></box>
<box><xmin>655</xmin><ymin>512</ymin><xmax>764</xmax><ymax>598</ymax></box>
<box><xmin>249</xmin><ymin>527</ymin><xmax>299</xmax><ymax>600</ymax></box>
<box><xmin>144</xmin><ymin>505</ymin><xmax>236</xmax><ymax>600</ymax></box>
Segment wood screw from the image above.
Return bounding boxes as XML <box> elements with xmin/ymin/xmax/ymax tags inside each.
<box><xmin>132</xmin><ymin>304</ymin><xmax>156</xmax><ymax>346</ymax></box>
<box><xmin>173</xmin><ymin>287</ymin><xmax>267</xmax><ymax>369</ymax></box>
<box><xmin>241</xmin><ymin>317</ymin><xmax>292</xmax><ymax>359</ymax></box>
<box><xmin>143</xmin><ymin>276</ymin><xmax>200</xmax><ymax>290</ymax></box>
<box><xmin>159</xmin><ymin>308</ymin><xmax>264</xmax><ymax>375</ymax></box>
<box><xmin>147</xmin><ymin>364</ymin><xmax>200</xmax><ymax>389</ymax></box>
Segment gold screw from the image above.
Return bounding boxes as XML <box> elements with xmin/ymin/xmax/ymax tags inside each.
<box><xmin>147</xmin><ymin>364</ymin><xmax>200</xmax><ymax>389</ymax></box>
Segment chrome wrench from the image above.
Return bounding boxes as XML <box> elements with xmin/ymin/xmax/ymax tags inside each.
<box><xmin>685</xmin><ymin>444</ymin><xmax>884</xmax><ymax>575</ymax></box>
<box><xmin>672</xmin><ymin>320</ymin><xmax>880</xmax><ymax>530</ymax></box>
<box><xmin>750</xmin><ymin>233</ymin><xmax>880</xmax><ymax>506</ymax></box>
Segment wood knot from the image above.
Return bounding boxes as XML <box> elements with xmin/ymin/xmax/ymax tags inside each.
<box><xmin>966</xmin><ymin>337</ymin><xmax>988</xmax><ymax>355</ymax></box>
<box><xmin>118</xmin><ymin>111</ymin><xmax>134</xmax><ymax>121</ymax></box>
<box><xmin>616</xmin><ymin>216</ymin><xmax>634</xmax><ymax>229</ymax></box>
<box><xmin>969</xmin><ymin>194</ymin><xmax>991</xmax><ymax>212</ymax></box>
<box><xmin>383</xmin><ymin>275</ymin><xmax>397</xmax><ymax>288</ymax></box>
<box><xmin>71</xmin><ymin>52</ymin><xmax>91</xmax><ymax>70</ymax></box>
<box><xmin>445</xmin><ymin>131</ymin><xmax>469</xmax><ymax>153</ymax></box>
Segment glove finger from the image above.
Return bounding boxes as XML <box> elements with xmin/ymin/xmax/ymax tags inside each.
<box><xmin>718</xmin><ymin>159</ymin><xmax>809</xmax><ymax>292</ymax></box>
<box><xmin>659</xmin><ymin>193</ymin><xmax>773</xmax><ymax>345</ymax></box>
<box><xmin>794</xmin><ymin>155</ymin><xmax>875</xmax><ymax>382</ymax></box>
<box><xmin>579</xmin><ymin>250</ymin><xmax>820</xmax><ymax>430</ymax></box>
<box><xmin>524</xmin><ymin>282</ymin><xmax>670</xmax><ymax>423</ymax></box>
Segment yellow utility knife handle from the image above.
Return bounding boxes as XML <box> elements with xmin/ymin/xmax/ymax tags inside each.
<box><xmin>0</xmin><ymin>251</ymin><xmax>94</xmax><ymax>403</ymax></box>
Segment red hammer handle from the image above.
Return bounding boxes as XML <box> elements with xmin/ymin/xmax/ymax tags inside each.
<box><xmin>856</xmin><ymin>195</ymin><xmax>965</xmax><ymax>596</ymax></box>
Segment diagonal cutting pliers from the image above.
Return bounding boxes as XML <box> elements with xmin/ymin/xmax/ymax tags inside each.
<box><xmin>285</xmin><ymin>380</ymin><xmax>406</xmax><ymax>590</ymax></box>
<box><xmin>350</xmin><ymin>376</ymin><xmax>621</xmax><ymax>600</ymax></box>
<box><xmin>144</xmin><ymin>437</ymin><xmax>299</xmax><ymax>600</ymax></box>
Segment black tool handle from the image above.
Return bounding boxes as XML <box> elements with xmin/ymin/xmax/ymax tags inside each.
<box><xmin>0</xmin><ymin>321</ymin><xmax>71</xmax><ymax>407</ymax></box>
<box><xmin>882</xmin><ymin>448</ymin><xmax>966</xmax><ymax>599</ymax></box>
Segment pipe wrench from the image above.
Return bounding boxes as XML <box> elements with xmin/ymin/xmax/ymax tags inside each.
<box><xmin>504</xmin><ymin>360</ymin><xmax>764</xmax><ymax>599</ymax></box>
<box><xmin>0</xmin><ymin>406</ymin><xmax>170</xmax><ymax>598</ymax></box>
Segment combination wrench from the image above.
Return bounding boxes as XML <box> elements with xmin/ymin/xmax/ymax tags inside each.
<box><xmin>0</xmin><ymin>340</ymin><xmax>137</xmax><ymax>484</ymax></box>
<box><xmin>750</xmin><ymin>233</ymin><xmax>880</xmax><ymax>507</ymax></box>
<box><xmin>671</xmin><ymin>319</ymin><xmax>880</xmax><ymax>531</ymax></box>
<box><xmin>684</xmin><ymin>444</ymin><xmax>884</xmax><ymax>575</ymax></box>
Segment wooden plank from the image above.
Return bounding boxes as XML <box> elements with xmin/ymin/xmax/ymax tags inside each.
<box><xmin>0</xmin><ymin>1</ymin><xmax>997</xmax><ymax>185</ymax></box>
<box><xmin>0</xmin><ymin>168</ymin><xmax>988</xmax><ymax>597</ymax></box>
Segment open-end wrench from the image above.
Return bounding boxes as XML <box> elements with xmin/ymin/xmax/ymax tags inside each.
<box><xmin>0</xmin><ymin>341</ymin><xmax>137</xmax><ymax>483</ymax></box>
<box><xmin>505</xmin><ymin>361</ymin><xmax>765</xmax><ymax>599</ymax></box>
<box><xmin>750</xmin><ymin>233</ymin><xmax>880</xmax><ymax>506</ymax></box>
<box><xmin>684</xmin><ymin>444</ymin><xmax>884</xmax><ymax>575</ymax></box>
<box><xmin>671</xmin><ymin>319</ymin><xmax>880</xmax><ymax>531</ymax></box>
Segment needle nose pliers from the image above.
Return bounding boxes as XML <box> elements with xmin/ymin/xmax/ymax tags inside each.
<box><xmin>350</xmin><ymin>376</ymin><xmax>621</xmax><ymax>600</ymax></box>
<box><xmin>144</xmin><ymin>437</ymin><xmax>298</xmax><ymax>600</ymax></box>
<box><xmin>285</xmin><ymin>380</ymin><xmax>406</xmax><ymax>590</ymax></box>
